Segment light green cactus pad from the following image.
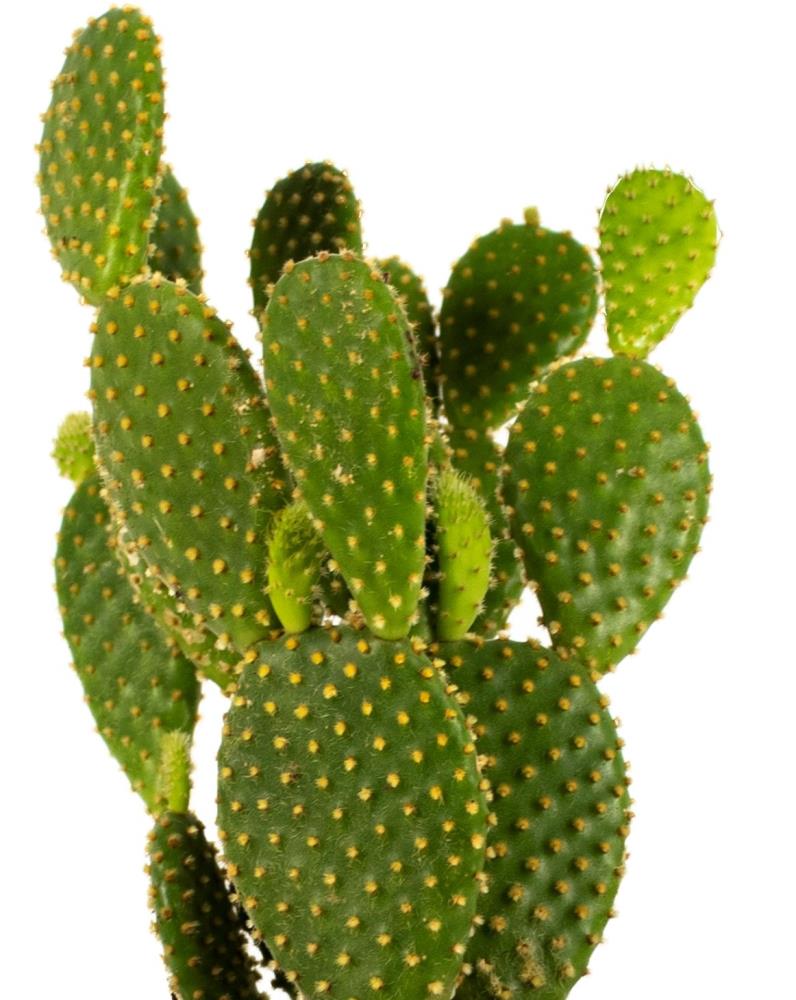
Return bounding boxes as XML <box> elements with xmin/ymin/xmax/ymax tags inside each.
<box><xmin>503</xmin><ymin>357</ymin><xmax>710</xmax><ymax>673</ymax></box>
<box><xmin>217</xmin><ymin>625</ymin><xmax>488</xmax><ymax>1000</ymax></box>
<box><xmin>55</xmin><ymin>476</ymin><xmax>199</xmax><ymax>809</ymax></box>
<box><xmin>442</xmin><ymin>638</ymin><xmax>630</xmax><ymax>1000</ymax></box>
<box><xmin>149</xmin><ymin>166</ymin><xmax>203</xmax><ymax>293</ymax></box>
<box><xmin>440</xmin><ymin>212</ymin><xmax>598</xmax><ymax>432</ymax></box>
<box><xmin>599</xmin><ymin>168</ymin><xmax>718</xmax><ymax>357</ymax></box>
<box><xmin>91</xmin><ymin>276</ymin><xmax>289</xmax><ymax>652</ymax></box>
<box><xmin>250</xmin><ymin>162</ymin><xmax>362</xmax><ymax>313</ymax></box>
<box><xmin>262</xmin><ymin>254</ymin><xmax>428</xmax><ymax>639</ymax></box>
<box><xmin>38</xmin><ymin>6</ymin><xmax>164</xmax><ymax>304</ymax></box>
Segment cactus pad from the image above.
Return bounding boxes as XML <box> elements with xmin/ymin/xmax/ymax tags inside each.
<box><xmin>55</xmin><ymin>476</ymin><xmax>199</xmax><ymax>809</ymax></box>
<box><xmin>250</xmin><ymin>162</ymin><xmax>362</xmax><ymax>313</ymax></box>
<box><xmin>263</xmin><ymin>254</ymin><xmax>428</xmax><ymax>639</ymax></box>
<box><xmin>599</xmin><ymin>168</ymin><xmax>718</xmax><ymax>357</ymax></box>
<box><xmin>443</xmin><ymin>638</ymin><xmax>630</xmax><ymax>1000</ymax></box>
<box><xmin>37</xmin><ymin>6</ymin><xmax>164</xmax><ymax>304</ymax></box>
<box><xmin>267</xmin><ymin>501</ymin><xmax>325</xmax><ymax>634</ymax></box>
<box><xmin>148</xmin><ymin>810</ymin><xmax>262</xmax><ymax>999</ymax></box>
<box><xmin>149</xmin><ymin>167</ymin><xmax>203</xmax><ymax>293</ymax></box>
<box><xmin>440</xmin><ymin>213</ymin><xmax>598</xmax><ymax>432</ymax></box>
<box><xmin>217</xmin><ymin>625</ymin><xmax>488</xmax><ymax>1000</ymax></box>
<box><xmin>53</xmin><ymin>411</ymin><xmax>96</xmax><ymax>485</ymax></box>
<box><xmin>503</xmin><ymin>357</ymin><xmax>710</xmax><ymax>672</ymax></box>
<box><xmin>91</xmin><ymin>276</ymin><xmax>289</xmax><ymax>651</ymax></box>
<box><xmin>379</xmin><ymin>256</ymin><xmax>437</xmax><ymax>396</ymax></box>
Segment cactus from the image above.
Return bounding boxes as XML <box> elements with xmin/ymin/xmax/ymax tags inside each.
<box><xmin>149</xmin><ymin>167</ymin><xmax>203</xmax><ymax>293</ymax></box>
<box><xmin>42</xmin><ymin>9</ymin><xmax>719</xmax><ymax>999</ymax></box>
<box><xmin>37</xmin><ymin>6</ymin><xmax>164</xmax><ymax>304</ymax></box>
<box><xmin>217</xmin><ymin>626</ymin><xmax>488</xmax><ymax>1000</ymax></box>
<box><xmin>250</xmin><ymin>162</ymin><xmax>362</xmax><ymax>314</ymax></box>
<box><xmin>599</xmin><ymin>169</ymin><xmax>718</xmax><ymax>357</ymax></box>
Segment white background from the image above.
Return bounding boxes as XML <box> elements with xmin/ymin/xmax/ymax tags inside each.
<box><xmin>2</xmin><ymin>1</ymin><xmax>794</xmax><ymax>998</ymax></box>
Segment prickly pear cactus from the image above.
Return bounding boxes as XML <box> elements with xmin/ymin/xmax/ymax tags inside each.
<box><xmin>38</xmin><ymin>6</ymin><xmax>164</xmax><ymax>304</ymax></box>
<box><xmin>503</xmin><ymin>357</ymin><xmax>710</xmax><ymax>673</ymax></box>
<box><xmin>55</xmin><ymin>475</ymin><xmax>199</xmax><ymax>809</ymax></box>
<box><xmin>42</xmin><ymin>9</ymin><xmax>720</xmax><ymax>999</ymax></box>
<box><xmin>217</xmin><ymin>626</ymin><xmax>488</xmax><ymax>1000</ymax></box>
<box><xmin>442</xmin><ymin>639</ymin><xmax>630</xmax><ymax>999</ymax></box>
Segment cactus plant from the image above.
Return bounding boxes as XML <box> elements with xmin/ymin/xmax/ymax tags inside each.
<box><xmin>41</xmin><ymin>8</ymin><xmax>718</xmax><ymax>999</ymax></box>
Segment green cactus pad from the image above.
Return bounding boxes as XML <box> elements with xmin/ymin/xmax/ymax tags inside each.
<box><xmin>148</xmin><ymin>810</ymin><xmax>261</xmax><ymax>1000</ymax></box>
<box><xmin>440</xmin><ymin>212</ymin><xmax>598</xmax><ymax>432</ymax></box>
<box><xmin>53</xmin><ymin>410</ymin><xmax>96</xmax><ymax>485</ymax></box>
<box><xmin>263</xmin><ymin>254</ymin><xmax>428</xmax><ymax>639</ymax></box>
<box><xmin>37</xmin><ymin>6</ymin><xmax>164</xmax><ymax>304</ymax></box>
<box><xmin>378</xmin><ymin>256</ymin><xmax>438</xmax><ymax>397</ymax></box>
<box><xmin>447</xmin><ymin>425</ymin><xmax>526</xmax><ymax>636</ymax></box>
<box><xmin>250</xmin><ymin>162</ymin><xmax>362</xmax><ymax>313</ymax></box>
<box><xmin>217</xmin><ymin>625</ymin><xmax>488</xmax><ymax>1000</ymax></box>
<box><xmin>55</xmin><ymin>476</ymin><xmax>199</xmax><ymax>809</ymax></box>
<box><xmin>267</xmin><ymin>501</ymin><xmax>325</xmax><ymax>633</ymax></box>
<box><xmin>125</xmin><ymin>563</ymin><xmax>240</xmax><ymax>691</ymax></box>
<box><xmin>434</xmin><ymin>469</ymin><xmax>492</xmax><ymax>641</ymax></box>
<box><xmin>91</xmin><ymin>276</ymin><xmax>289</xmax><ymax>652</ymax></box>
<box><xmin>149</xmin><ymin>167</ymin><xmax>203</xmax><ymax>293</ymax></box>
<box><xmin>442</xmin><ymin>638</ymin><xmax>630</xmax><ymax>1000</ymax></box>
<box><xmin>599</xmin><ymin>168</ymin><xmax>718</xmax><ymax>357</ymax></box>
<box><xmin>503</xmin><ymin>357</ymin><xmax>710</xmax><ymax>672</ymax></box>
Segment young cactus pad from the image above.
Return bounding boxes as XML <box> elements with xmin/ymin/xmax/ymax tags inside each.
<box><xmin>55</xmin><ymin>476</ymin><xmax>199</xmax><ymax>809</ymax></box>
<box><xmin>266</xmin><ymin>501</ymin><xmax>325</xmax><ymax>633</ymax></box>
<box><xmin>442</xmin><ymin>639</ymin><xmax>630</xmax><ymax>1000</ymax></box>
<box><xmin>440</xmin><ymin>212</ymin><xmax>598</xmax><ymax>432</ymax></box>
<box><xmin>599</xmin><ymin>168</ymin><xmax>718</xmax><ymax>357</ymax></box>
<box><xmin>250</xmin><ymin>162</ymin><xmax>362</xmax><ymax>314</ymax></box>
<box><xmin>503</xmin><ymin>357</ymin><xmax>710</xmax><ymax>673</ymax></box>
<box><xmin>52</xmin><ymin>411</ymin><xmax>96</xmax><ymax>485</ymax></box>
<box><xmin>217</xmin><ymin>626</ymin><xmax>489</xmax><ymax>1000</ymax></box>
<box><xmin>38</xmin><ymin>6</ymin><xmax>164</xmax><ymax>304</ymax></box>
<box><xmin>434</xmin><ymin>468</ymin><xmax>493</xmax><ymax>640</ymax></box>
<box><xmin>263</xmin><ymin>254</ymin><xmax>428</xmax><ymax>639</ymax></box>
<box><xmin>149</xmin><ymin>167</ymin><xmax>203</xmax><ymax>293</ymax></box>
<box><xmin>148</xmin><ymin>810</ymin><xmax>262</xmax><ymax>999</ymax></box>
<box><xmin>90</xmin><ymin>276</ymin><xmax>288</xmax><ymax>651</ymax></box>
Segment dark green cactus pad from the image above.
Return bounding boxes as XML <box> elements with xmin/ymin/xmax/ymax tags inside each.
<box><xmin>55</xmin><ymin>476</ymin><xmax>199</xmax><ymax>809</ymax></box>
<box><xmin>263</xmin><ymin>254</ymin><xmax>428</xmax><ymax>639</ymax></box>
<box><xmin>439</xmin><ymin>212</ymin><xmax>598</xmax><ymax>432</ymax></box>
<box><xmin>599</xmin><ymin>168</ymin><xmax>718</xmax><ymax>357</ymax></box>
<box><xmin>37</xmin><ymin>6</ymin><xmax>164</xmax><ymax>304</ymax></box>
<box><xmin>448</xmin><ymin>425</ymin><xmax>526</xmax><ymax>636</ymax></box>
<box><xmin>250</xmin><ymin>162</ymin><xmax>362</xmax><ymax>313</ymax></box>
<box><xmin>217</xmin><ymin>625</ymin><xmax>488</xmax><ymax>1000</ymax></box>
<box><xmin>126</xmin><ymin>564</ymin><xmax>240</xmax><ymax>691</ymax></box>
<box><xmin>503</xmin><ymin>357</ymin><xmax>710</xmax><ymax>672</ymax></box>
<box><xmin>149</xmin><ymin>167</ymin><xmax>203</xmax><ymax>293</ymax></box>
<box><xmin>148</xmin><ymin>810</ymin><xmax>261</xmax><ymax>999</ymax></box>
<box><xmin>91</xmin><ymin>276</ymin><xmax>289</xmax><ymax>651</ymax></box>
<box><xmin>442</xmin><ymin>638</ymin><xmax>630</xmax><ymax>1000</ymax></box>
<box><xmin>378</xmin><ymin>256</ymin><xmax>438</xmax><ymax>399</ymax></box>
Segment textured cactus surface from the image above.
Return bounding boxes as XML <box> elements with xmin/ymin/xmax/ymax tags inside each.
<box><xmin>217</xmin><ymin>626</ymin><xmax>488</xmax><ymax>1000</ymax></box>
<box><xmin>250</xmin><ymin>162</ymin><xmax>362</xmax><ymax>314</ymax></box>
<box><xmin>91</xmin><ymin>276</ymin><xmax>288</xmax><ymax>651</ymax></box>
<box><xmin>504</xmin><ymin>357</ymin><xmax>710</xmax><ymax>672</ymax></box>
<box><xmin>379</xmin><ymin>256</ymin><xmax>438</xmax><ymax>397</ymax></box>
<box><xmin>448</xmin><ymin>425</ymin><xmax>526</xmax><ymax>636</ymax></box>
<box><xmin>52</xmin><ymin>411</ymin><xmax>96</xmax><ymax>485</ymax></box>
<box><xmin>599</xmin><ymin>168</ymin><xmax>718</xmax><ymax>357</ymax></box>
<box><xmin>266</xmin><ymin>501</ymin><xmax>325</xmax><ymax>634</ymax></box>
<box><xmin>434</xmin><ymin>469</ymin><xmax>493</xmax><ymax>640</ymax></box>
<box><xmin>38</xmin><ymin>6</ymin><xmax>164</xmax><ymax>304</ymax></box>
<box><xmin>443</xmin><ymin>639</ymin><xmax>630</xmax><ymax>1000</ymax></box>
<box><xmin>263</xmin><ymin>254</ymin><xmax>428</xmax><ymax>639</ymax></box>
<box><xmin>148</xmin><ymin>810</ymin><xmax>262</xmax><ymax>999</ymax></box>
<box><xmin>55</xmin><ymin>476</ymin><xmax>199</xmax><ymax>808</ymax></box>
<box><xmin>440</xmin><ymin>213</ymin><xmax>598</xmax><ymax>432</ymax></box>
<box><xmin>149</xmin><ymin>167</ymin><xmax>203</xmax><ymax>293</ymax></box>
